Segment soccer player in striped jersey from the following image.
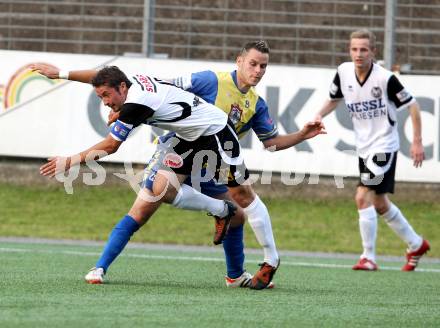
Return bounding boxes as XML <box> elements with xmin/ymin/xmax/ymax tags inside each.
<box><xmin>315</xmin><ymin>29</ymin><xmax>430</xmax><ymax>271</ymax></box>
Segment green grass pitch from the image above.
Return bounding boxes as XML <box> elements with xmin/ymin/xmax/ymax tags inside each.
<box><xmin>1</xmin><ymin>183</ymin><xmax>438</xmax><ymax>257</ymax></box>
<box><xmin>1</xmin><ymin>241</ymin><xmax>439</xmax><ymax>328</ymax></box>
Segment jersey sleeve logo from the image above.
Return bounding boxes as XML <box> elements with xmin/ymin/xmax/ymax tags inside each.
<box><xmin>110</xmin><ymin>120</ymin><xmax>133</xmax><ymax>141</ymax></box>
<box><xmin>193</xmin><ymin>96</ymin><xmax>200</xmax><ymax>107</ymax></box>
<box><xmin>163</xmin><ymin>153</ymin><xmax>184</xmax><ymax>168</ymax></box>
<box><xmin>114</xmin><ymin>124</ymin><xmax>127</xmax><ymax>137</ymax></box>
<box><xmin>371</xmin><ymin>87</ymin><xmax>382</xmax><ymax>98</ymax></box>
<box><xmin>396</xmin><ymin>89</ymin><xmax>411</xmax><ymax>102</ymax></box>
<box><xmin>228</xmin><ymin>103</ymin><xmax>243</xmax><ymax>125</ymax></box>
<box><xmin>330</xmin><ymin>82</ymin><xmax>339</xmax><ymax>96</ymax></box>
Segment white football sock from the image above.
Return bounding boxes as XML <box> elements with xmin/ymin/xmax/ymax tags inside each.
<box><xmin>172</xmin><ymin>184</ymin><xmax>227</xmax><ymax>217</ymax></box>
<box><xmin>382</xmin><ymin>203</ymin><xmax>422</xmax><ymax>251</ymax></box>
<box><xmin>243</xmin><ymin>195</ymin><xmax>279</xmax><ymax>267</ymax></box>
<box><xmin>358</xmin><ymin>206</ymin><xmax>378</xmax><ymax>262</ymax></box>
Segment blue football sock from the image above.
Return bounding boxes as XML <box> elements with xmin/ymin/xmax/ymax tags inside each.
<box><xmin>222</xmin><ymin>224</ymin><xmax>245</xmax><ymax>278</ymax></box>
<box><xmin>95</xmin><ymin>215</ymin><xmax>140</xmax><ymax>272</ymax></box>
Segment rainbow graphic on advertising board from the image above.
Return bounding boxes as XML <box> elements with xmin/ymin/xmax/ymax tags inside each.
<box><xmin>0</xmin><ymin>84</ymin><xmax>4</xmax><ymax>112</ymax></box>
<box><xmin>3</xmin><ymin>63</ymin><xmax>61</xmax><ymax>111</ymax></box>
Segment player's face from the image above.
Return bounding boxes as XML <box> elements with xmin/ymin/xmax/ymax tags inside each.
<box><xmin>95</xmin><ymin>83</ymin><xmax>127</xmax><ymax>112</ymax></box>
<box><xmin>350</xmin><ymin>38</ymin><xmax>375</xmax><ymax>71</ymax></box>
<box><xmin>237</xmin><ymin>48</ymin><xmax>269</xmax><ymax>88</ymax></box>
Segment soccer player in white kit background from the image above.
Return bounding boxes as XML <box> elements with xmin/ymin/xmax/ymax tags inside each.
<box><xmin>315</xmin><ymin>29</ymin><xmax>430</xmax><ymax>271</ymax></box>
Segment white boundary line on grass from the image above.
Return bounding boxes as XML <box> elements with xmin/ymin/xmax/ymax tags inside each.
<box><xmin>1</xmin><ymin>246</ymin><xmax>439</xmax><ymax>273</ymax></box>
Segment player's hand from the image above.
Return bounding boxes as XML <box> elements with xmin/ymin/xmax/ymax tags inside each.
<box><xmin>410</xmin><ymin>140</ymin><xmax>425</xmax><ymax>168</ymax></box>
<box><xmin>300</xmin><ymin>121</ymin><xmax>327</xmax><ymax>140</ymax></box>
<box><xmin>29</xmin><ymin>63</ymin><xmax>60</xmax><ymax>79</ymax></box>
<box><xmin>107</xmin><ymin>110</ymin><xmax>120</xmax><ymax>126</ymax></box>
<box><xmin>40</xmin><ymin>156</ymin><xmax>71</xmax><ymax>178</ymax></box>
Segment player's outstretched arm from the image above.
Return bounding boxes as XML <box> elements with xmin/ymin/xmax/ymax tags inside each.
<box><xmin>408</xmin><ymin>102</ymin><xmax>425</xmax><ymax>168</ymax></box>
<box><xmin>39</xmin><ymin>134</ymin><xmax>122</xmax><ymax>178</ymax></box>
<box><xmin>30</xmin><ymin>63</ymin><xmax>97</xmax><ymax>84</ymax></box>
<box><xmin>262</xmin><ymin>121</ymin><xmax>326</xmax><ymax>151</ymax></box>
<box><xmin>29</xmin><ymin>63</ymin><xmax>61</xmax><ymax>79</ymax></box>
<box><xmin>66</xmin><ymin>69</ymin><xmax>98</xmax><ymax>84</ymax></box>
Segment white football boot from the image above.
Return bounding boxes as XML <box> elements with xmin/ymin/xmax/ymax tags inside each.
<box><xmin>225</xmin><ymin>271</ymin><xmax>274</xmax><ymax>289</ymax></box>
<box><xmin>85</xmin><ymin>267</ymin><xmax>105</xmax><ymax>284</ymax></box>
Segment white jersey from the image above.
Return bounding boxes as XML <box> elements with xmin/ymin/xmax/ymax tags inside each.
<box><xmin>111</xmin><ymin>74</ymin><xmax>227</xmax><ymax>142</ymax></box>
<box><xmin>329</xmin><ymin>62</ymin><xmax>415</xmax><ymax>158</ymax></box>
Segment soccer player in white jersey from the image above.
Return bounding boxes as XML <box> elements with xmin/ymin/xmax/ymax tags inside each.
<box><xmin>315</xmin><ymin>29</ymin><xmax>430</xmax><ymax>271</ymax></box>
<box><xmin>38</xmin><ymin>65</ymin><xmax>262</xmax><ymax>282</ymax></box>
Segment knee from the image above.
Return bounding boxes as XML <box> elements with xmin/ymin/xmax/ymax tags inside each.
<box><xmin>163</xmin><ymin>187</ymin><xmax>177</xmax><ymax>204</ymax></box>
<box><xmin>373</xmin><ymin>198</ymin><xmax>390</xmax><ymax>215</ymax></box>
<box><xmin>229</xmin><ymin>186</ymin><xmax>255</xmax><ymax>208</ymax></box>
<box><xmin>355</xmin><ymin>190</ymin><xmax>370</xmax><ymax>209</ymax></box>
<box><xmin>354</xmin><ymin>192</ymin><xmax>365</xmax><ymax>209</ymax></box>
<box><xmin>151</xmin><ymin>180</ymin><xmax>177</xmax><ymax>203</ymax></box>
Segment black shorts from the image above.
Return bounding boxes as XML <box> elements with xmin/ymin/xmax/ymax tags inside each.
<box><xmin>358</xmin><ymin>151</ymin><xmax>397</xmax><ymax>194</ymax></box>
<box><xmin>154</xmin><ymin>121</ymin><xmax>249</xmax><ymax>187</ymax></box>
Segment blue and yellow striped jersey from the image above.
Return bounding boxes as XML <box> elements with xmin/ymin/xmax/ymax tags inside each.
<box><xmin>188</xmin><ymin>70</ymin><xmax>278</xmax><ymax>141</ymax></box>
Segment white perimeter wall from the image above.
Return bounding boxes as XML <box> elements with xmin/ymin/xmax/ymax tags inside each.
<box><xmin>0</xmin><ymin>50</ymin><xmax>439</xmax><ymax>183</ymax></box>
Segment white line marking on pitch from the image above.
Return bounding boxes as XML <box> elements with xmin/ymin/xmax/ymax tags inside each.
<box><xmin>1</xmin><ymin>246</ymin><xmax>439</xmax><ymax>273</ymax></box>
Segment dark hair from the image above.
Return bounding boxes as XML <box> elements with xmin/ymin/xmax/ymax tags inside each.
<box><xmin>240</xmin><ymin>40</ymin><xmax>270</xmax><ymax>56</ymax></box>
<box><xmin>91</xmin><ymin>66</ymin><xmax>132</xmax><ymax>89</ymax></box>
